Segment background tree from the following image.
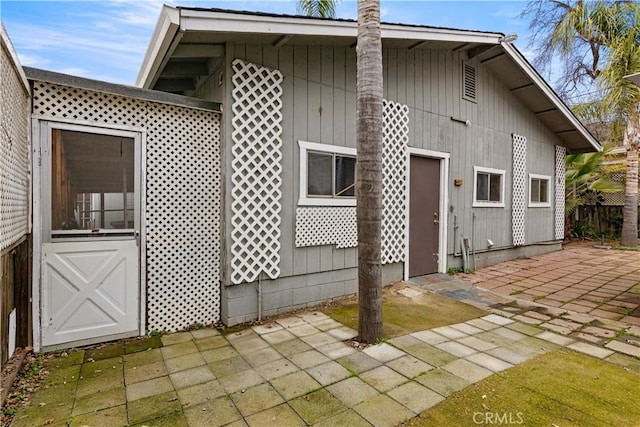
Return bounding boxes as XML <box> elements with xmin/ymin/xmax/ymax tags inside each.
<box><xmin>523</xmin><ymin>0</ymin><xmax>640</xmax><ymax>247</ymax></box>
<box><xmin>297</xmin><ymin>0</ymin><xmax>338</xmax><ymax>18</ymax></box>
<box><xmin>598</xmin><ymin>8</ymin><xmax>640</xmax><ymax>246</ymax></box>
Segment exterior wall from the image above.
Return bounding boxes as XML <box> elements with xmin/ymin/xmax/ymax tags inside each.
<box><xmin>1</xmin><ymin>27</ymin><xmax>31</xmax><ymax>366</ymax></box>
<box><xmin>385</xmin><ymin>48</ymin><xmax>561</xmax><ymax>257</ymax></box>
<box><xmin>222</xmin><ymin>263</ymin><xmax>403</xmax><ymax>326</ymax></box>
<box><xmin>198</xmin><ymin>41</ymin><xmax>565</xmax><ymax>324</ymax></box>
<box><xmin>30</xmin><ymin>81</ymin><xmax>222</xmax><ymax>333</ymax></box>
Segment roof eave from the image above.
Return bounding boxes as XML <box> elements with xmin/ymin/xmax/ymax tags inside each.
<box><xmin>500</xmin><ymin>42</ymin><xmax>601</xmax><ymax>153</ymax></box>
<box><xmin>178</xmin><ymin>7</ymin><xmax>503</xmax><ymax>44</ymax></box>
<box><xmin>136</xmin><ymin>5</ymin><xmax>181</xmax><ymax>88</ymax></box>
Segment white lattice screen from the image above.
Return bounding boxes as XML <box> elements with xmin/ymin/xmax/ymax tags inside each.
<box><xmin>230</xmin><ymin>59</ymin><xmax>284</xmax><ymax>284</ymax></box>
<box><xmin>295</xmin><ymin>207</ymin><xmax>357</xmax><ymax>248</ymax></box>
<box><xmin>295</xmin><ymin>100</ymin><xmax>409</xmax><ymax>264</ymax></box>
<box><xmin>555</xmin><ymin>145</ymin><xmax>566</xmax><ymax>240</ymax></box>
<box><xmin>382</xmin><ymin>100</ymin><xmax>409</xmax><ymax>264</ymax></box>
<box><xmin>512</xmin><ymin>134</ymin><xmax>527</xmax><ymax>246</ymax></box>
<box><xmin>32</xmin><ymin>81</ymin><xmax>222</xmax><ymax>331</ymax></box>
<box><xmin>1</xmin><ymin>43</ymin><xmax>30</xmax><ymax>250</ymax></box>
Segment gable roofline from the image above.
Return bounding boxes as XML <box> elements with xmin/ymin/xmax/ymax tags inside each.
<box><xmin>500</xmin><ymin>42</ymin><xmax>600</xmax><ymax>153</ymax></box>
<box><xmin>137</xmin><ymin>5</ymin><xmax>601</xmax><ymax>153</ymax></box>
<box><xmin>136</xmin><ymin>5</ymin><xmax>503</xmax><ymax>89</ymax></box>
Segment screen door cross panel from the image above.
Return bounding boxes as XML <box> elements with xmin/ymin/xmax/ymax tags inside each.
<box><xmin>40</xmin><ymin>123</ymin><xmax>141</xmax><ymax>348</ymax></box>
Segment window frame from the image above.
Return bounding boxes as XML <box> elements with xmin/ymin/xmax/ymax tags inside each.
<box><xmin>529</xmin><ymin>173</ymin><xmax>551</xmax><ymax>208</ymax></box>
<box><xmin>473</xmin><ymin>166</ymin><xmax>505</xmax><ymax>208</ymax></box>
<box><xmin>298</xmin><ymin>140</ymin><xmax>357</xmax><ymax>206</ymax></box>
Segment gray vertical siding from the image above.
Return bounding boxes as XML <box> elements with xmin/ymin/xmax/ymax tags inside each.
<box><xmin>197</xmin><ymin>41</ymin><xmax>565</xmax><ymax>322</ymax></box>
<box><xmin>218</xmin><ymin>42</ymin><xmax>564</xmax><ymax>277</ymax></box>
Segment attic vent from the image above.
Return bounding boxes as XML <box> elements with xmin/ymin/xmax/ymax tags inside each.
<box><xmin>462</xmin><ymin>62</ymin><xmax>477</xmax><ymax>102</ymax></box>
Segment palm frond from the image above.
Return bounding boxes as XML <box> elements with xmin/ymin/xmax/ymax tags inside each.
<box><xmin>298</xmin><ymin>0</ymin><xmax>338</xmax><ymax>18</ymax></box>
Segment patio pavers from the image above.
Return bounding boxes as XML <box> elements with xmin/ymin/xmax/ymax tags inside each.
<box><xmin>10</xmin><ymin>282</ymin><xmax>640</xmax><ymax>427</ymax></box>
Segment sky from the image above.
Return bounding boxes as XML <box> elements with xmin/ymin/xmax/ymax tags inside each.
<box><xmin>0</xmin><ymin>0</ymin><xmax>538</xmax><ymax>86</ymax></box>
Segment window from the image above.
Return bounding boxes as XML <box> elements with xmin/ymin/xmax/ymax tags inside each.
<box><xmin>529</xmin><ymin>174</ymin><xmax>551</xmax><ymax>207</ymax></box>
<box><xmin>299</xmin><ymin>140</ymin><xmax>356</xmax><ymax>206</ymax></box>
<box><xmin>462</xmin><ymin>61</ymin><xmax>477</xmax><ymax>102</ymax></box>
<box><xmin>473</xmin><ymin>166</ymin><xmax>505</xmax><ymax>207</ymax></box>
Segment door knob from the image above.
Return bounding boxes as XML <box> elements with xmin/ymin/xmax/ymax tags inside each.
<box><xmin>433</xmin><ymin>219</ymin><xmax>439</xmax><ymax>224</ymax></box>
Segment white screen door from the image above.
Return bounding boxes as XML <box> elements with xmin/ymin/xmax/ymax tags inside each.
<box><xmin>40</xmin><ymin>122</ymin><xmax>141</xmax><ymax>349</ymax></box>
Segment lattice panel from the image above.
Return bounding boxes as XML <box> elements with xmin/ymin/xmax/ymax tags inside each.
<box><xmin>145</xmin><ymin>104</ymin><xmax>222</xmax><ymax>331</ymax></box>
<box><xmin>555</xmin><ymin>145</ymin><xmax>566</xmax><ymax>239</ymax></box>
<box><xmin>382</xmin><ymin>100</ymin><xmax>409</xmax><ymax>264</ymax></box>
<box><xmin>230</xmin><ymin>59</ymin><xmax>283</xmax><ymax>284</ymax></box>
<box><xmin>512</xmin><ymin>134</ymin><xmax>527</xmax><ymax>246</ymax></box>
<box><xmin>32</xmin><ymin>82</ymin><xmax>146</xmax><ymax>128</ymax></box>
<box><xmin>294</xmin><ymin>100</ymin><xmax>409</xmax><ymax>261</ymax></box>
<box><xmin>1</xmin><ymin>44</ymin><xmax>30</xmax><ymax>250</ymax></box>
<box><xmin>32</xmin><ymin>81</ymin><xmax>222</xmax><ymax>331</ymax></box>
<box><xmin>295</xmin><ymin>207</ymin><xmax>357</xmax><ymax>248</ymax></box>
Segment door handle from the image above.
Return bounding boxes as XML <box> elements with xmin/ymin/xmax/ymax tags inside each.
<box><xmin>434</xmin><ymin>219</ymin><xmax>439</xmax><ymax>224</ymax></box>
<box><xmin>135</xmin><ymin>230</ymin><xmax>140</xmax><ymax>247</ymax></box>
<box><xmin>433</xmin><ymin>212</ymin><xmax>439</xmax><ymax>224</ymax></box>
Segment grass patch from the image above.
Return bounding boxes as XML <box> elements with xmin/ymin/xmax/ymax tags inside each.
<box><xmin>404</xmin><ymin>350</ymin><xmax>640</xmax><ymax>426</ymax></box>
<box><xmin>323</xmin><ymin>282</ymin><xmax>487</xmax><ymax>339</ymax></box>
<box><xmin>614</xmin><ymin>244</ymin><xmax>640</xmax><ymax>252</ymax></box>
<box><xmin>509</xmin><ymin>289</ymin><xmax>524</xmax><ymax>296</ymax></box>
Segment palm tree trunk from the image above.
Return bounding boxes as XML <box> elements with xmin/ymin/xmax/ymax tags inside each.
<box><xmin>356</xmin><ymin>0</ymin><xmax>383</xmax><ymax>343</ymax></box>
<box><xmin>621</xmin><ymin>116</ymin><xmax>639</xmax><ymax>248</ymax></box>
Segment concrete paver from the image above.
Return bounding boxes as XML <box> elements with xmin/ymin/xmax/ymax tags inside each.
<box><xmin>385</xmin><ymin>355</ymin><xmax>434</xmax><ymax>378</ymax></box>
<box><xmin>354</xmin><ymin>394</ymin><xmax>416</xmax><ymax>427</ymax></box>
<box><xmin>442</xmin><ymin>358</ymin><xmax>493</xmax><ymax>382</ymax></box>
<box><xmin>325</xmin><ymin>377</ymin><xmax>380</xmax><ymax>408</ymax></box>
<box><xmin>125</xmin><ymin>375</ymin><xmax>173</xmax><ymax>402</ymax></box>
<box><xmin>359</xmin><ymin>366</ymin><xmax>408</xmax><ymax>392</ymax></box>
<box><xmin>307</xmin><ymin>360</ymin><xmax>352</xmax><ymax>385</ymax></box>
<box><xmin>362</xmin><ymin>343</ymin><xmax>405</xmax><ymax>362</ymax></box>
<box><xmin>390</xmin><ymin>381</ymin><xmax>445</xmax><ymax>413</ymax></box>
<box><xmin>605</xmin><ymin>340</ymin><xmax>640</xmax><ymax>357</ymax></box>
<box><xmin>10</xmin><ymin>270</ymin><xmax>640</xmax><ymax>427</ymax></box>
<box><xmin>567</xmin><ymin>341</ymin><xmax>615</xmax><ymax>359</ymax></box>
<box><xmin>465</xmin><ymin>352</ymin><xmax>514</xmax><ymax>372</ymax></box>
<box><xmin>414</xmin><ymin>368</ymin><xmax>471</xmax><ymax>396</ymax></box>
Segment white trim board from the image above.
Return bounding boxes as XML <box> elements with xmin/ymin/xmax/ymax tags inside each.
<box><xmin>298</xmin><ymin>140</ymin><xmax>357</xmax><ymax>207</ymax></box>
<box><xmin>473</xmin><ymin>165</ymin><xmax>506</xmax><ymax>208</ymax></box>
<box><xmin>405</xmin><ymin>147</ymin><xmax>450</xmax><ymax>279</ymax></box>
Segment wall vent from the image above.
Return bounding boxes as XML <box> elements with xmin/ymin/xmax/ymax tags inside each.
<box><xmin>462</xmin><ymin>62</ymin><xmax>477</xmax><ymax>102</ymax></box>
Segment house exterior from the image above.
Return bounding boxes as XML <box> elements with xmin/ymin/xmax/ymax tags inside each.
<box><xmin>137</xmin><ymin>6</ymin><xmax>600</xmax><ymax>327</ymax></box>
<box><xmin>1</xmin><ymin>6</ymin><xmax>603</xmax><ymax>355</ymax></box>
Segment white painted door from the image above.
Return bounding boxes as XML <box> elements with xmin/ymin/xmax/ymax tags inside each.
<box><xmin>42</xmin><ymin>240</ymin><xmax>138</xmax><ymax>347</ymax></box>
<box><xmin>40</xmin><ymin>122</ymin><xmax>142</xmax><ymax>349</ymax></box>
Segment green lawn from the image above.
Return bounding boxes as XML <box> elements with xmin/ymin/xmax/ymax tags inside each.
<box><xmin>324</xmin><ymin>282</ymin><xmax>487</xmax><ymax>339</ymax></box>
<box><xmin>405</xmin><ymin>350</ymin><xmax>640</xmax><ymax>427</ymax></box>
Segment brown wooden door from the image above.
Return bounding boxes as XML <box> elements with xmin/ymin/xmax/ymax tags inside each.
<box><xmin>409</xmin><ymin>156</ymin><xmax>440</xmax><ymax>277</ymax></box>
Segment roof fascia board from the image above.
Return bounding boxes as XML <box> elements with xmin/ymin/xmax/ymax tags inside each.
<box><xmin>500</xmin><ymin>42</ymin><xmax>601</xmax><ymax>153</ymax></box>
<box><xmin>1</xmin><ymin>22</ymin><xmax>30</xmax><ymax>95</ymax></box>
<box><xmin>136</xmin><ymin>5</ymin><xmax>181</xmax><ymax>88</ymax></box>
<box><xmin>179</xmin><ymin>8</ymin><xmax>502</xmax><ymax>44</ymax></box>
